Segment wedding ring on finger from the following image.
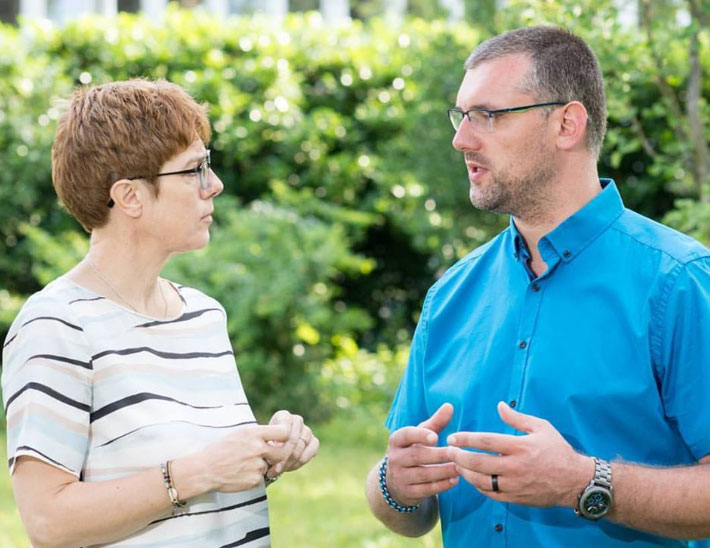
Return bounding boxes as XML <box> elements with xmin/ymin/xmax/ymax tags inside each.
<box><xmin>263</xmin><ymin>458</ymin><xmax>280</xmax><ymax>486</ymax></box>
<box><xmin>264</xmin><ymin>472</ymin><xmax>279</xmax><ymax>486</ymax></box>
<box><xmin>491</xmin><ymin>474</ymin><xmax>500</xmax><ymax>493</ymax></box>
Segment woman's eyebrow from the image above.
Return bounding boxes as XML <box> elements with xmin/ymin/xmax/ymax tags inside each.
<box><xmin>180</xmin><ymin>151</ymin><xmax>207</xmax><ymax>169</ymax></box>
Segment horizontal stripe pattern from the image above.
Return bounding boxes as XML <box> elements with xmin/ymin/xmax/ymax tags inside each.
<box><xmin>5</xmin><ymin>381</ymin><xmax>91</xmax><ymax>414</ymax></box>
<box><xmin>2</xmin><ymin>276</ymin><xmax>268</xmax><ymax>546</ymax></box>
<box><xmin>135</xmin><ymin>307</ymin><xmax>223</xmax><ymax>328</ymax></box>
<box><xmin>151</xmin><ymin>494</ymin><xmax>268</xmax><ymax>525</ymax></box>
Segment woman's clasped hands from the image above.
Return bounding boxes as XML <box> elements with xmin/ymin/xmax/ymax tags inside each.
<box><xmin>184</xmin><ymin>410</ymin><xmax>319</xmax><ymax>494</ymax></box>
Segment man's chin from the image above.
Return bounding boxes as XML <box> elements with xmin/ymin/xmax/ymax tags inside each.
<box><xmin>469</xmin><ymin>190</ymin><xmax>505</xmax><ymax>213</ymax></box>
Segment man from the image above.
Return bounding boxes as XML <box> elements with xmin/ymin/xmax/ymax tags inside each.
<box><xmin>365</xmin><ymin>26</ymin><xmax>710</xmax><ymax>547</ymax></box>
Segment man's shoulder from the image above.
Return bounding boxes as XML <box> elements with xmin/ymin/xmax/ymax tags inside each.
<box><xmin>613</xmin><ymin>208</ymin><xmax>710</xmax><ymax>265</ymax></box>
<box><xmin>427</xmin><ymin>228</ymin><xmax>509</xmax><ymax>299</ymax></box>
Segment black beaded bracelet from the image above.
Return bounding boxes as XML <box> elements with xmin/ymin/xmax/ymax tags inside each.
<box><xmin>378</xmin><ymin>456</ymin><xmax>420</xmax><ymax>513</ymax></box>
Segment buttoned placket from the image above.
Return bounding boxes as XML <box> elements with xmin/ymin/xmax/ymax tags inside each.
<box><xmin>492</xmin><ymin>237</ymin><xmax>562</xmax><ymax>545</ymax></box>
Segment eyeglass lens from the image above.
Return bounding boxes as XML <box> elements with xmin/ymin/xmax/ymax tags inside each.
<box><xmin>449</xmin><ymin>110</ymin><xmax>463</xmax><ymax>130</ymax></box>
<box><xmin>199</xmin><ymin>151</ymin><xmax>211</xmax><ymax>190</ymax></box>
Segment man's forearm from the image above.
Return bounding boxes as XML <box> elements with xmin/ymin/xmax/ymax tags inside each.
<box><xmin>608</xmin><ymin>460</ymin><xmax>710</xmax><ymax>539</ymax></box>
<box><xmin>365</xmin><ymin>461</ymin><xmax>439</xmax><ymax>537</ymax></box>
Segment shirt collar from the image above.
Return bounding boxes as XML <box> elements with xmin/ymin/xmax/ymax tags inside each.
<box><xmin>510</xmin><ymin>218</ymin><xmax>527</xmax><ymax>261</ymax></box>
<box><xmin>509</xmin><ymin>179</ymin><xmax>624</xmax><ymax>263</ymax></box>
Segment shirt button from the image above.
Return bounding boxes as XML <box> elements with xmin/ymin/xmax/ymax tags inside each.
<box><xmin>531</xmin><ymin>283</ymin><xmax>540</xmax><ymax>292</ymax></box>
<box><xmin>509</xmin><ymin>400</ymin><xmax>517</xmax><ymax>408</ymax></box>
<box><xmin>563</xmin><ymin>250</ymin><xmax>571</xmax><ymax>258</ymax></box>
<box><xmin>495</xmin><ymin>523</ymin><xmax>503</xmax><ymax>532</ymax></box>
<box><xmin>518</xmin><ymin>341</ymin><xmax>527</xmax><ymax>349</ymax></box>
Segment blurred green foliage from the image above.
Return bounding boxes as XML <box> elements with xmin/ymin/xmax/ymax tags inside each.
<box><xmin>0</xmin><ymin>2</ymin><xmax>708</xmax><ymax>422</ymax></box>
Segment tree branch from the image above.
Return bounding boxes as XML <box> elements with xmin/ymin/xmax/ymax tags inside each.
<box><xmin>631</xmin><ymin>113</ymin><xmax>658</xmax><ymax>159</ymax></box>
<box><xmin>639</xmin><ymin>0</ymin><xmax>687</xmax><ymax>145</ymax></box>
<box><xmin>685</xmin><ymin>17</ymin><xmax>710</xmax><ymax>202</ymax></box>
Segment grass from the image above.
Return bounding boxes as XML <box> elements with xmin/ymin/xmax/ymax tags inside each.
<box><xmin>0</xmin><ymin>414</ymin><xmax>442</xmax><ymax>548</ymax></box>
<box><xmin>0</xmin><ymin>432</ymin><xmax>27</xmax><ymax>548</ymax></box>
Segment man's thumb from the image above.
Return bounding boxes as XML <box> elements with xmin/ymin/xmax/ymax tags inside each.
<box><xmin>418</xmin><ymin>403</ymin><xmax>454</xmax><ymax>434</ymax></box>
<box><xmin>497</xmin><ymin>400</ymin><xmax>542</xmax><ymax>434</ymax></box>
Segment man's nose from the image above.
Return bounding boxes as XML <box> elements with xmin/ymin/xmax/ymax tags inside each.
<box><xmin>452</xmin><ymin>118</ymin><xmax>482</xmax><ymax>152</ymax></box>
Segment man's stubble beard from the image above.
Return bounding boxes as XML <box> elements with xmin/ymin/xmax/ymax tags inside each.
<box><xmin>468</xmin><ymin>141</ymin><xmax>558</xmax><ymax>223</ymax></box>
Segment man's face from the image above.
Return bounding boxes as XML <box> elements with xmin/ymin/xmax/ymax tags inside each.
<box><xmin>452</xmin><ymin>54</ymin><xmax>559</xmax><ymax>220</ymax></box>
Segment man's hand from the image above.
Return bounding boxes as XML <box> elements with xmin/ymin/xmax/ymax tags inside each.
<box><xmin>446</xmin><ymin>401</ymin><xmax>593</xmax><ymax>508</ymax></box>
<box><xmin>386</xmin><ymin>403</ymin><xmax>460</xmax><ymax>507</ymax></box>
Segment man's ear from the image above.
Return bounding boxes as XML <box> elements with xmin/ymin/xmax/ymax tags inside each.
<box><xmin>555</xmin><ymin>101</ymin><xmax>588</xmax><ymax>151</ymax></box>
<box><xmin>108</xmin><ymin>179</ymin><xmax>143</xmax><ymax>218</ymax></box>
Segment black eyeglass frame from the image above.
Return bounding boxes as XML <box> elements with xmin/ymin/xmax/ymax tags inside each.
<box><xmin>447</xmin><ymin>102</ymin><xmax>567</xmax><ymax>132</ymax></box>
<box><xmin>107</xmin><ymin>150</ymin><xmax>212</xmax><ymax>208</ymax></box>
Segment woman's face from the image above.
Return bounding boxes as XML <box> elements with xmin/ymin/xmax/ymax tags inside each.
<box><xmin>139</xmin><ymin>138</ymin><xmax>224</xmax><ymax>253</ymax></box>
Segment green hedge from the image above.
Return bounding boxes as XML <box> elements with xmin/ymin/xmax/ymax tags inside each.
<box><xmin>0</xmin><ymin>3</ymin><xmax>708</xmax><ymax>421</ymax></box>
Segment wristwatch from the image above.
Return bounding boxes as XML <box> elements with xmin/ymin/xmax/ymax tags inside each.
<box><xmin>575</xmin><ymin>457</ymin><xmax>613</xmax><ymax>520</ymax></box>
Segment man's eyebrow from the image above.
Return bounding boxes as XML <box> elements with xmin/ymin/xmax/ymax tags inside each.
<box><xmin>455</xmin><ymin>103</ymin><xmax>494</xmax><ymax>111</ymax></box>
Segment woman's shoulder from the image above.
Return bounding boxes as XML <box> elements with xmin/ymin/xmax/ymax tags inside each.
<box><xmin>8</xmin><ymin>277</ymin><xmax>91</xmax><ymax>330</ymax></box>
<box><xmin>168</xmin><ymin>282</ymin><xmax>226</xmax><ymax>315</ymax></box>
<box><xmin>4</xmin><ymin>277</ymin><xmax>93</xmax><ymax>346</ymax></box>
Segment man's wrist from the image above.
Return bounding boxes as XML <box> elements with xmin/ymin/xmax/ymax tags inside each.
<box><xmin>378</xmin><ymin>457</ymin><xmax>421</xmax><ymax>513</ymax></box>
<box><xmin>575</xmin><ymin>457</ymin><xmax>614</xmax><ymax>520</ymax></box>
<box><xmin>566</xmin><ymin>454</ymin><xmax>596</xmax><ymax>508</ymax></box>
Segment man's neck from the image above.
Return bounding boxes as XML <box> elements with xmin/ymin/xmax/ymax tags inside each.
<box><xmin>514</xmin><ymin>171</ymin><xmax>602</xmax><ymax>277</ymax></box>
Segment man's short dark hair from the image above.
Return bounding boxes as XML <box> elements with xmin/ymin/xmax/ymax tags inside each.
<box><xmin>465</xmin><ymin>26</ymin><xmax>607</xmax><ymax>157</ymax></box>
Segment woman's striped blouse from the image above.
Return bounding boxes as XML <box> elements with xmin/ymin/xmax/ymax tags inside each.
<box><xmin>2</xmin><ymin>276</ymin><xmax>270</xmax><ymax>547</ymax></box>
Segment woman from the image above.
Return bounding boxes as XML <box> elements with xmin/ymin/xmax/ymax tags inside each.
<box><xmin>2</xmin><ymin>79</ymin><xmax>318</xmax><ymax>548</ymax></box>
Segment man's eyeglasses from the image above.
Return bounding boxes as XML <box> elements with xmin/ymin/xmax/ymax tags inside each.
<box><xmin>107</xmin><ymin>150</ymin><xmax>212</xmax><ymax>208</ymax></box>
<box><xmin>447</xmin><ymin>102</ymin><xmax>566</xmax><ymax>133</ymax></box>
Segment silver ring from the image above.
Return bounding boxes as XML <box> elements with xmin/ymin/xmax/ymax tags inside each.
<box><xmin>491</xmin><ymin>474</ymin><xmax>500</xmax><ymax>492</ymax></box>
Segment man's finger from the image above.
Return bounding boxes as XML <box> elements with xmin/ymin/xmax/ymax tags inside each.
<box><xmin>418</xmin><ymin>403</ymin><xmax>454</xmax><ymax>434</ymax></box>
<box><xmin>455</xmin><ymin>465</ymin><xmax>504</xmax><ymax>494</ymax></box>
<box><xmin>497</xmin><ymin>401</ymin><xmax>547</xmax><ymax>434</ymax></box>
<box><xmin>447</xmin><ymin>431</ymin><xmax>520</xmax><ymax>454</ymax></box>
<box><xmin>446</xmin><ymin>446</ymin><xmax>506</xmax><ymax>475</ymax></box>
<box><xmin>401</xmin><ymin>462</ymin><xmax>459</xmax><ymax>485</ymax></box>
<box><xmin>406</xmin><ymin>475</ymin><xmax>460</xmax><ymax>500</ymax></box>
<box><xmin>396</xmin><ymin>445</ymin><xmax>451</xmax><ymax>467</ymax></box>
<box><xmin>390</xmin><ymin>426</ymin><xmax>439</xmax><ymax>448</ymax></box>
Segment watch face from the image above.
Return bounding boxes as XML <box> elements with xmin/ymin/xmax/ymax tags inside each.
<box><xmin>582</xmin><ymin>487</ymin><xmax>612</xmax><ymax>517</ymax></box>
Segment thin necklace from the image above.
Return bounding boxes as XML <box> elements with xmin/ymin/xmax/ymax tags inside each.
<box><xmin>86</xmin><ymin>257</ymin><xmax>168</xmax><ymax>317</ymax></box>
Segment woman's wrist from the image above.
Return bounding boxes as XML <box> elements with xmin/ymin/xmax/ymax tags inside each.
<box><xmin>169</xmin><ymin>452</ymin><xmax>216</xmax><ymax>501</ymax></box>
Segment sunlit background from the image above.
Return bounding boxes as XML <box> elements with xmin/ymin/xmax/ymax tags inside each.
<box><xmin>1</xmin><ymin>0</ymin><xmax>708</xmax><ymax>546</ymax></box>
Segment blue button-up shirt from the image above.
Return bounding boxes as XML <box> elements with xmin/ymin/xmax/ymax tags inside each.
<box><xmin>387</xmin><ymin>180</ymin><xmax>710</xmax><ymax>547</ymax></box>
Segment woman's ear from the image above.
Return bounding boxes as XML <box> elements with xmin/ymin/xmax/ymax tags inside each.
<box><xmin>555</xmin><ymin>101</ymin><xmax>589</xmax><ymax>151</ymax></box>
<box><xmin>108</xmin><ymin>179</ymin><xmax>143</xmax><ymax>218</ymax></box>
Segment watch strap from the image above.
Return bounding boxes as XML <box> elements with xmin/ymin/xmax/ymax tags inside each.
<box><xmin>575</xmin><ymin>456</ymin><xmax>614</xmax><ymax>519</ymax></box>
<box><xmin>593</xmin><ymin>457</ymin><xmax>612</xmax><ymax>489</ymax></box>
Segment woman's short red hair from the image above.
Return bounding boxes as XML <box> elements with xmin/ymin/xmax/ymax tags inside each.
<box><xmin>52</xmin><ymin>78</ymin><xmax>211</xmax><ymax>231</ymax></box>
